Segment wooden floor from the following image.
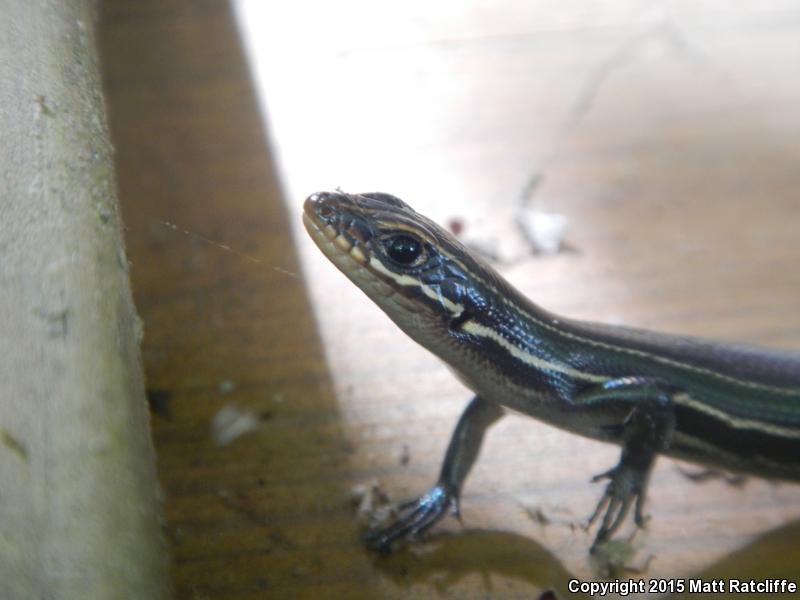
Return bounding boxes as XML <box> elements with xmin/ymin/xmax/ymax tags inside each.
<box><xmin>100</xmin><ymin>1</ymin><xmax>800</xmax><ymax>598</ymax></box>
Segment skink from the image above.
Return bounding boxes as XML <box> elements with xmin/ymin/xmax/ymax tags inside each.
<box><xmin>302</xmin><ymin>190</ymin><xmax>800</xmax><ymax>550</ymax></box>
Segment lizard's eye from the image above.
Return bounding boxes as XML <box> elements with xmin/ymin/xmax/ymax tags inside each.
<box><xmin>384</xmin><ymin>234</ymin><xmax>424</xmax><ymax>266</ymax></box>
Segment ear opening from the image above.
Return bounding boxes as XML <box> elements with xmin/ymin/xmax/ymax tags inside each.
<box><xmin>449</xmin><ymin>310</ymin><xmax>472</xmax><ymax>332</ymax></box>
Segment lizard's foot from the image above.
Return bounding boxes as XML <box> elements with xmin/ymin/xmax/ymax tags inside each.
<box><xmin>587</xmin><ymin>464</ymin><xmax>648</xmax><ymax>550</ymax></box>
<box><xmin>363</xmin><ymin>484</ymin><xmax>459</xmax><ymax>553</ymax></box>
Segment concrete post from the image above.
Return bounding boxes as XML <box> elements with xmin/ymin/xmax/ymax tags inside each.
<box><xmin>0</xmin><ymin>1</ymin><xmax>170</xmax><ymax>597</ymax></box>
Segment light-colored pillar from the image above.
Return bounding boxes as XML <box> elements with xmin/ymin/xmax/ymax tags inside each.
<box><xmin>0</xmin><ymin>1</ymin><xmax>169</xmax><ymax>597</ymax></box>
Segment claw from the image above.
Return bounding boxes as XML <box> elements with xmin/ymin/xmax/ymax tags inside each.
<box><xmin>451</xmin><ymin>497</ymin><xmax>463</xmax><ymax>524</ymax></box>
<box><xmin>634</xmin><ymin>492</ymin><xmax>649</xmax><ymax>527</ymax></box>
<box><xmin>590</xmin><ymin>466</ymin><xmax>617</xmax><ymax>484</ymax></box>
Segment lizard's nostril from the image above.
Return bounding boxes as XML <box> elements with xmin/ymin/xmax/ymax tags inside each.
<box><xmin>317</xmin><ymin>202</ymin><xmax>334</xmax><ymax>219</ymax></box>
<box><xmin>304</xmin><ymin>191</ymin><xmax>339</xmax><ymax>220</ymax></box>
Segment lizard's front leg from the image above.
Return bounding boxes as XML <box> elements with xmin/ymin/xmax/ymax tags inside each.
<box><xmin>364</xmin><ymin>395</ymin><xmax>504</xmax><ymax>552</ymax></box>
<box><xmin>572</xmin><ymin>377</ymin><xmax>677</xmax><ymax>549</ymax></box>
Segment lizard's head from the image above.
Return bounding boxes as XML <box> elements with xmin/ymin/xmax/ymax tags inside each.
<box><xmin>303</xmin><ymin>191</ymin><xmax>478</xmax><ymax>338</ymax></box>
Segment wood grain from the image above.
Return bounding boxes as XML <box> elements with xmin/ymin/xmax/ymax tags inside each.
<box><xmin>102</xmin><ymin>1</ymin><xmax>800</xmax><ymax>598</ymax></box>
